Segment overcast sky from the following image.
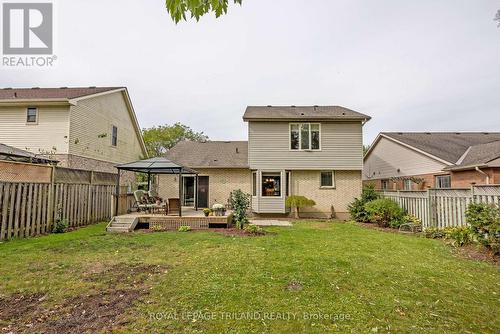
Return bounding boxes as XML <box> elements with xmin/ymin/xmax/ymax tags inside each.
<box><xmin>1</xmin><ymin>0</ymin><xmax>499</xmax><ymax>144</ymax></box>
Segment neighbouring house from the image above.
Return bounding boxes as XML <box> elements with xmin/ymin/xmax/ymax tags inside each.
<box><xmin>0</xmin><ymin>87</ymin><xmax>147</xmax><ymax>184</ymax></box>
<box><xmin>159</xmin><ymin>106</ymin><xmax>370</xmax><ymax>219</ymax></box>
<box><xmin>363</xmin><ymin>132</ymin><xmax>500</xmax><ymax>190</ymax></box>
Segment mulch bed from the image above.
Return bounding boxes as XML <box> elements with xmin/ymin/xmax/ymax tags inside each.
<box><xmin>0</xmin><ymin>263</ymin><xmax>167</xmax><ymax>334</ymax></box>
<box><xmin>214</xmin><ymin>228</ymin><xmax>269</xmax><ymax>237</ymax></box>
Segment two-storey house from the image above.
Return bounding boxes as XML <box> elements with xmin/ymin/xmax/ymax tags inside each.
<box><xmin>159</xmin><ymin>106</ymin><xmax>370</xmax><ymax>219</ymax></box>
<box><xmin>0</xmin><ymin>87</ymin><xmax>148</xmax><ymax>180</ymax></box>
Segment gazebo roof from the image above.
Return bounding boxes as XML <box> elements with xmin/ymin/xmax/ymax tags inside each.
<box><xmin>115</xmin><ymin>157</ymin><xmax>197</xmax><ymax>174</ymax></box>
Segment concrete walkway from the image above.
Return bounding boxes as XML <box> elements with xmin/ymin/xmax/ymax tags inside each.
<box><xmin>250</xmin><ymin>219</ymin><xmax>293</xmax><ymax>227</ymax></box>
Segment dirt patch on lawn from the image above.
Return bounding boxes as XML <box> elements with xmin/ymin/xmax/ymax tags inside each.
<box><xmin>451</xmin><ymin>244</ymin><xmax>499</xmax><ymax>266</ymax></box>
<box><xmin>0</xmin><ymin>263</ymin><xmax>167</xmax><ymax>333</ymax></box>
<box><xmin>357</xmin><ymin>222</ymin><xmax>403</xmax><ymax>234</ymax></box>
<box><xmin>214</xmin><ymin>228</ymin><xmax>271</xmax><ymax>237</ymax></box>
<box><xmin>286</xmin><ymin>281</ymin><xmax>303</xmax><ymax>291</ymax></box>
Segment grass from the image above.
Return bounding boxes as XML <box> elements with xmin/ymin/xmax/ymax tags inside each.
<box><xmin>0</xmin><ymin>221</ymin><xmax>499</xmax><ymax>333</ymax></box>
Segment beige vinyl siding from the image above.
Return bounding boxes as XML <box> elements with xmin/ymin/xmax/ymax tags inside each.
<box><xmin>68</xmin><ymin>91</ymin><xmax>144</xmax><ymax>164</ymax></box>
<box><xmin>363</xmin><ymin>137</ymin><xmax>447</xmax><ymax>180</ymax></box>
<box><xmin>0</xmin><ymin>105</ymin><xmax>69</xmax><ymax>154</ymax></box>
<box><xmin>248</xmin><ymin>121</ymin><xmax>363</xmax><ymax>170</ymax></box>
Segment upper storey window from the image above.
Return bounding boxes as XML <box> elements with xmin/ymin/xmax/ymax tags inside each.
<box><xmin>290</xmin><ymin>123</ymin><xmax>320</xmax><ymax>150</ymax></box>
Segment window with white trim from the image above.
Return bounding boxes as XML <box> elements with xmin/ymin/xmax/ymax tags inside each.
<box><xmin>435</xmin><ymin>175</ymin><xmax>451</xmax><ymax>189</ymax></box>
<box><xmin>290</xmin><ymin>123</ymin><xmax>320</xmax><ymax>150</ymax></box>
<box><xmin>320</xmin><ymin>171</ymin><xmax>335</xmax><ymax>188</ymax></box>
<box><xmin>26</xmin><ymin>107</ymin><xmax>38</xmax><ymax>123</ymax></box>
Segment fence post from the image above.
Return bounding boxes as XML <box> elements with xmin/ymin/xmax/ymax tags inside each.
<box><xmin>87</xmin><ymin>171</ymin><xmax>93</xmax><ymax>223</ymax></box>
<box><xmin>47</xmin><ymin>165</ymin><xmax>55</xmax><ymax>230</ymax></box>
<box><xmin>470</xmin><ymin>184</ymin><xmax>475</xmax><ymax>204</ymax></box>
<box><xmin>426</xmin><ymin>188</ymin><xmax>433</xmax><ymax>228</ymax></box>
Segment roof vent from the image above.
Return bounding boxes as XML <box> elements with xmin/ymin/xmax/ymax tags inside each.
<box><xmin>300</xmin><ymin>112</ymin><xmax>305</xmax><ymax>116</ymax></box>
<box><xmin>60</xmin><ymin>86</ymin><xmax>68</xmax><ymax>89</ymax></box>
<box><xmin>425</xmin><ymin>132</ymin><xmax>431</xmax><ymax>135</ymax></box>
<box><xmin>397</xmin><ymin>132</ymin><xmax>403</xmax><ymax>135</ymax></box>
<box><xmin>32</xmin><ymin>87</ymin><xmax>40</xmax><ymax>89</ymax></box>
<box><xmin>455</xmin><ymin>132</ymin><xmax>461</xmax><ymax>135</ymax></box>
<box><xmin>3</xmin><ymin>87</ymin><xmax>12</xmax><ymax>90</ymax></box>
<box><xmin>291</xmin><ymin>105</ymin><xmax>296</xmax><ymax>107</ymax></box>
<box><xmin>483</xmin><ymin>132</ymin><xmax>490</xmax><ymax>135</ymax></box>
<box><xmin>313</xmin><ymin>105</ymin><xmax>318</xmax><ymax>111</ymax></box>
<box><xmin>89</xmin><ymin>86</ymin><xmax>96</xmax><ymax>88</ymax></box>
<box><xmin>267</xmin><ymin>105</ymin><xmax>272</xmax><ymax>107</ymax></box>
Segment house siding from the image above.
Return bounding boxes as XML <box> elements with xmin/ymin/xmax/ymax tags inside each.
<box><xmin>291</xmin><ymin>170</ymin><xmax>361</xmax><ymax>220</ymax></box>
<box><xmin>248</xmin><ymin>121</ymin><xmax>363</xmax><ymax>170</ymax></box>
<box><xmin>68</xmin><ymin>91</ymin><xmax>144</xmax><ymax>164</ymax></box>
<box><xmin>363</xmin><ymin>137</ymin><xmax>448</xmax><ymax>180</ymax></box>
<box><xmin>0</xmin><ymin>105</ymin><xmax>69</xmax><ymax>155</ymax></box>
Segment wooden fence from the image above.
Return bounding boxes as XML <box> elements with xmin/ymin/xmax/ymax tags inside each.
<box><xmin>0</xmin><ymin>163</ymin><xmax>124</xmax><ymax>240</ymax></box>
<box><xmin>380</xmin><ymin>185</ymin><xmax>500</xmax><ymax>229</ymax></box>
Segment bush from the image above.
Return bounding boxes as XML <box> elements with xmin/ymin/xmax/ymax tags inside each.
<box><xmin>203</xmin><ymin>208</ymin><xmax>212</xmax><ymax>216</ymax></box>
<box><xmin>285</xmin><ymin>195</ymin><xmax>316</xmax><ymax>218</ymax></box>
<box><xmin>424</xmin><ymin>227</ymin><xmax>445</xmax><ymax>239</ymax></box>
<box><xmin>465</xmin><ymin>203</ymin><xmax>500</xmax><ymax>254</ymax></box>
<box><xmin>443</xmin><ymin>226</ymin><xmax>474</xmax><ymax>247</ymax></box>
<box><xmin>52</xmin><ymin>218</ymin><xmax>68</xmax><ymax>233</ymax></box>
<box><xmin>244</xmin><ymin>223</ymin><xmax>264</xmax><ymax>235</ymax></box>
<box><xmin>229</xmin><ymin>189</ymin><xmax>251</xmax><ymax>229</ymax></box>
<box><xmin>348</xmin><ymin>184</ymin><xmax>379</xmax><ymax>222</ymax></box>
<box><xmin>364</xmin><ymin>198</ymin><xmax>404</xmax><ymax>228</ymax></box>
<box><xmin>178</xmin><ymin>226</ymin><xmax>192</xmax><ymax>232</ymax></box>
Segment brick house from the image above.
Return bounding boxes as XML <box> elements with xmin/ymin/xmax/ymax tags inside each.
<box><xmin>0</xmin><ymin>87</ymin><xmax>148</xmax><ymax>184</ymax></box>
<box><xmin>159</xmin><ymin>106</ymin><xmax>370</xmax><ymax>219</ymax></box>
<box><xmin>363</xmin><ymin>132</ymin><xmax>500</xmax><ymax>190</ymax></box>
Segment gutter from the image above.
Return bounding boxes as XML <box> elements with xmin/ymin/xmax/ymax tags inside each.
<box><xmin>475</xmin><ymin>166</ymin><xmax>490</xmax><ymax>185</ymax></box>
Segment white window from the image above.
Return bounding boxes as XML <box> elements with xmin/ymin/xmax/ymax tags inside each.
<box><xmin>26</xmin><ymin>107</ymin><xmax>38</xmax><ymax>123</ymax></box>
<box><xmin>436</xmin><ymin>175</ymin><xmax>451</xmax><ymax>189</ymax></box>
<box><xmin>403</xmin><ymin>179</ymin><xmax>413</xmax><ymax>190</ymax></box>
<box><xmin>290</xmin><ymin>123</ymin><xmax>320</xmax><ymax>150</ymax></box>
<box><xmin>111</xmin><ymin>125</ymin><xmax>118</xmax><ymax>146</ymax></box>
<box><xmin>320</xmin><ymin>171</ymin><xmax>335</xmax><ymax>188</ymax></box>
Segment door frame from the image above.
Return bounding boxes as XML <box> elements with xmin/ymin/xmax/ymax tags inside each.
<box><xmin>196</xmin><ymin>175</ymin><xmax>209</xmax><ymax>208</ymax></box>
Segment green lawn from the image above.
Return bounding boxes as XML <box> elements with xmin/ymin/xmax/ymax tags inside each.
<box><xmin>0</xmin><ymin>221</ymin><xmax>498</xmax><ymax>333</ymax></box>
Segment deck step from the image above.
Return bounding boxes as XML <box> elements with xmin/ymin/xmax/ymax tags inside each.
<box><xmin>106</xmin><ymin>216</ymin><xmax>139</xmax><ymax>233</ymax></box>
<box><xmin>107</xmin><ymin>226</ymin><xmax>130</xmax><ymax>233</ymax></box>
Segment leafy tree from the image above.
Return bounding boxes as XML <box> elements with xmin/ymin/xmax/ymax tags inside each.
<box><xmin>166</xmin><ymin>0</ymin><xmax>242</xmax><ymax>23</ymax></box>
<box><xmin>495</xmin><ymin>9</ymin><xmax>500</xmax><ymax>27</ymax></box>
<box><xmin>285</xmin><ymin>195</ymin><xmax>316</xmax><ymax>219</ymax></box>
<box><xmin>229</xmin><ymin>189</ymin><xmax>251</xmax><ymax>229</ymax></box>
<box><xmin>142</xmin><ymin>122</ymin><xmax>208</xmax><ymax>157</ymax></box>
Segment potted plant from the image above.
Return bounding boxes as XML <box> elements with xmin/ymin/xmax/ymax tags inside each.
<box><xmin>203</xmin><ymin>208</ymin><xmax>211</xmax><ymax>217</ymax></box>
<box><xmin>212</xmin><ymin>203</ymin><xmax>225</xmax><ymax>216</ymax></box>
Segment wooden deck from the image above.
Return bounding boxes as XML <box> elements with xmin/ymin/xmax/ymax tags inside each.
<box><xmin>107</xmin><ymin>207</ymin><xmax>232</xmax><ymax>232</ymax></box>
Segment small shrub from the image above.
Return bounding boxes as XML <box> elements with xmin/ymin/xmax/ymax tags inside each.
<box><xmin>244</xmin><ymin>224</ymin><xmax>264</xmax><ymax>235</ymax></box>
<box><xmin>443</xmin><ymin>226</ymin><xmax>474</xmax><ymax>247</ymax></box>
<box><xmin>52</xmin><ymin>218</ymin><xmax>68</xmax><ymax>233</ymax></box>
<box><xmin>285</xmin><ymin>195</ymin><xmax>316</xmax><ymax>218</ymax></box>
<box><xmin>348</xmin><ymin>184</ymin><xmax>379</xmax><ymax>222</ymax></box>
<box><xmin>364</xmin><ymin>199</ymin><xmax>404</xmax><ymax>228</ymax></box>
<box><xmin>150</xmin><ymin>225</ymin><xmax>164</xmax><ymax>232</ymax></box>
<box><xmin>424</xmin><ymin>227</ymin><xmax>445</xmax><ymax>239</ymax></box>
<box><xmin>203</xmin><ymin>208</ymin><xmax>212</xmax><ymax>217</ymax></box>
<box><xmin>229</xmin><ymin>189</ymin><xmax>251</xmax><ymax>229</ymax></box>
<box><xmin>178</xmin><ymin>226</ymin><xmax>192</xmax><ymax>232</ymax></box>
<box><xmin>465</xmin><ymin>203</ymin><xmax>500</xmax><ymax>254</ymax></box>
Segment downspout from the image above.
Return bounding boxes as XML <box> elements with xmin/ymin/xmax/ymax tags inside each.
<box><xmin>475</xmin><ymin>167</ymin><xmax>490</xmax><ymax>185</ymax></box>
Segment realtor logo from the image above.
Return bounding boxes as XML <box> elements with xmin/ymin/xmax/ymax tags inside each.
<box><xmin>2</xmin><ymin>2</ymin><xmax>53</xmax><ymax>55</ymax></box>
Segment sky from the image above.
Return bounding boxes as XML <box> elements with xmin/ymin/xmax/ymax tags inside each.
<box><xmin>1</xmin><ymin>0</ymin><xmax>499</xmax><ymax>145</ymax></box>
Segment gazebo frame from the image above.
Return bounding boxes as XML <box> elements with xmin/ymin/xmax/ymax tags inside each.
<box><xmin>115</xmin><ymin>157</ymin><xmax>199</xmax><ymax>217</ymax></box>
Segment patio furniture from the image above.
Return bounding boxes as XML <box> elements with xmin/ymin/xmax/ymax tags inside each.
<box><xmin>167</xmin><ymin>198</ymin><xmax>180</xmax><ymax>215</ymax></box>
<box><xmin>133</xmin><ymin>190</ymin><xmax>155</xmax><ymax>213</ymax></box>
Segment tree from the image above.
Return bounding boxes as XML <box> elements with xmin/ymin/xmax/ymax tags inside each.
<box><xmin>142</xmin><ymin>122</ymin><xmax>208</xmax><ymax>157</ymax></box>
<box><xmin>165</xmin><ymin>0</ymin><xmax>242</xmax><ymax>23</ymax></box>
<box><xmin>229</xmin><ymin>189</ymin><xmax>251</xmax><ymax>229</ymax></box>
<box><xmin>495</xmin><ymin>9</ymin><xmax>500</xmax><ymax>27</ymax></box>
<box><xmin>285</xmin><ymin>195</ymin><xmax>316</xmax><ymax>219</ymax></box>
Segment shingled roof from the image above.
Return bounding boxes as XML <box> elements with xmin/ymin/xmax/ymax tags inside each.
<box><xmin>0</xmin><ymin>143</ymin><xmax>57</xmax><ymax>164</ymax></box>
<box><xmin>243</xmin><ymin>106</ymin><xmax>371</xmax><ymax>121</ymax></box>
<box><xmin>0</xmin><ymin>87</ymin><xmax>122</xmax><ymax>100</ymax></box>
<box><xmin>380</xmin><ymin>132</ymin><xmax>500</xmax><ymax>165</ymax></box>
<box><xmin>166</xmin><ymin>141</ymin><xmax>248</xmax><ymax>168</ymax></box>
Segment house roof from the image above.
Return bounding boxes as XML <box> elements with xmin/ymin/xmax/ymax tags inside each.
<box><xmin>0</xmin><ymin>143</ymin><xmax>57</xmax><ymax>164</ymax></box>
<box><xmin>243</xmin><ymin>105</ymin><xmax>371</xmax><ymax>122</ymax></box>
<box><xmin>445</xmin><ymin>140</ymin><xmax>500</xmax><ymax>170</ymax></box>
<box><xmin>166</xmin><ymin>141</ymin><xmax>248</xmax><ymax>168</ymax></box>
<box><xmin>0</xmin><ymin>87</ymin><xmax>122</xmax><ymax>100</ymax></box>
<box><xmin>380</xmin><ymin>132</ymin><xmax>500</xmax><ymax>164</ymax></box>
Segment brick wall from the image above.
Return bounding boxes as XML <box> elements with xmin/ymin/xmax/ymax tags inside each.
<box><xmin>291</xmin><ymin>170</ymin><xmax>362</xmax><ymax>220</ymax></box>
<box><xmin>157</xmin><ymin>168</ymin><xmax>251</xmax><ymax>208</ymax></box>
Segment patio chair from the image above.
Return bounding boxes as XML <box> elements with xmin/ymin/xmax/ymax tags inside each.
<box><xmin>133</xmin><ymin>190</ymin><xmax>154</xmax><ymax>213</ymax></box>
<box><xmin>167</xmin><ymin>198</ymin><xmax>180</xmax><ymax>215</ymax></box>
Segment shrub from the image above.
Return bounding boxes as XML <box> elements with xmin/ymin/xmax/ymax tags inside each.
<box><xmin>244</xmin><ymin>223</ymin><xmax>264</xmax><ymax>235</ymax></box>
<box><xmin>52</xmin><ymin>218</ymin><xmax>68</xmax><ymax>234</ymax></box>
<box><xmin>348</xmin><ymin>184</ymin><xmax>379</xmax><ymax>222</ymax></box>
<box><xmin>229</xmin><ymin>189</ymin><xmax>251</xmax><ymax>229</ymax></box>
<box><xmin>285</xmin><ymin>195</ymin><xmax>316</xmax><ymax>218</ymax></box>
<box><xmin>151</xmin><ymin>225</ymin><xmax>164</xmax><ymax>232</ymax></box>
<box><xmin>424</xmin><ymin>227</ymin><xmax>445</xmax><ymax>239</ymax></box>
<box><xmin>178</xmin><ymin>226</ymin><xmax>192</xmax><ymax>232</ymax></box>
<box><xmin>203</xmin><ymin>208</ymin><xmax>212</xmax><ymax>216</ymax></box>
<box><xmin>364</xmin><ymin>198</ymin><xmax>404</xmax><ymax>228</ymax></box>
<box><xmin>465</xmin><ymin>203</ymin><xmax>500</xmax><ymax>254</ymax></box>
<box><xmin>443</xmin><ymin>226</ymin><xmax>474</xmax><ymax>247</ymax></box>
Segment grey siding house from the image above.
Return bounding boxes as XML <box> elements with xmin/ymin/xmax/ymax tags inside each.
<box><xmin>160</xmin><ymin>106</ymin><xmax>370</xmax><ymax>219</ymax></box>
